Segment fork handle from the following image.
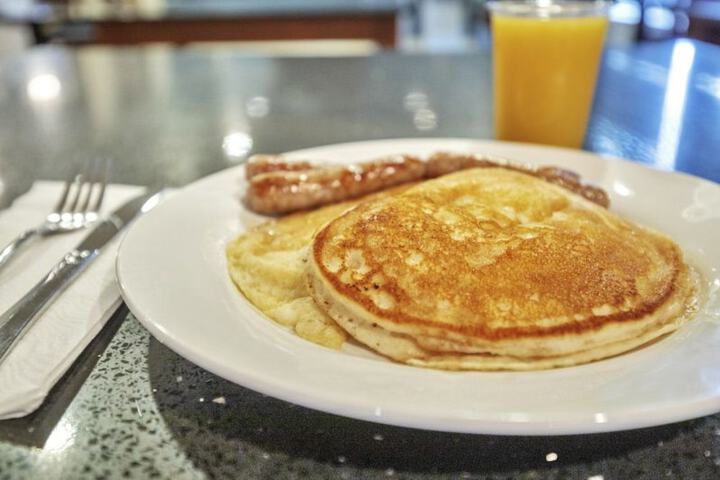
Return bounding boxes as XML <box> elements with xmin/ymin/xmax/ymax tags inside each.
<box><xmin>0</xmin><ymin>248</ymin><xmax>97</xmax><ymax>363</ymax></box>
<box><xmin>0</xmin><ymin>229</ymin><xmax>40</xmax><ymax>272</ymax></box>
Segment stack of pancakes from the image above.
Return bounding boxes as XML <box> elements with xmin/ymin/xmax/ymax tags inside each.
<box><xmin>228</xmin><ymin>167</ymin><xmax>697</xmax><ymax>370</ymax></box>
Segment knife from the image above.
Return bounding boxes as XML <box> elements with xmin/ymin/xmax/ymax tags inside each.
<box><xmin>0</xmin><ymin>190</ymin><xmax>162</xmax><ymax>363</ymax></box>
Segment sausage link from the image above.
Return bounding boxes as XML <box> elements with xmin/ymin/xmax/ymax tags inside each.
<box><xmin>244</xmin><ymin>151</ymin><xmax>610</xmax><ymax>214</ymax></box>
<box><xmin>245</xmin><ymin>155</ymin><xmax>426</xmax><ymax>214</ymax></box>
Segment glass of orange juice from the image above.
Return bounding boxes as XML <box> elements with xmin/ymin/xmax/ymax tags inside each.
<box><xmin>487</xmin><ymin>0</ymin><xmax>610</xmax><ymax>148</ymax></box>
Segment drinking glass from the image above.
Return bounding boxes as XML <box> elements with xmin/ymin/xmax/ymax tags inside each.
<box><xmin>488</xmin><ymin>0</ymin><xmax>611</xmax><ymax>148</ymax></box>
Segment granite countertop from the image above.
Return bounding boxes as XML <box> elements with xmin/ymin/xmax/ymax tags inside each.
<box><xmin>0</xmin><ymin>41</ymin><xmax>719</xmax><ymax>479</ymax></box>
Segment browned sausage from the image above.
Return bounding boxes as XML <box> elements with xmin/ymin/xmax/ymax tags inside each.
<box><xmin>244</xmin><ymin>152</ymin><xmax>609</xmax><ymax>214</ymax></box>
<box><xmin>245</xmin><ymin>155</ymin><xmax>426</xmax><ymax>214</ymax></box>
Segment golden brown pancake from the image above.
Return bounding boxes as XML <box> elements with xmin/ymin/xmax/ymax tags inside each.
<box><xmin>307</xmin><ymin>168</ymin><xmax>697</xmax><ymax>370</ymax></box>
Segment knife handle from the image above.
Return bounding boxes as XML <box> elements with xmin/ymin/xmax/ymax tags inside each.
<box><xmin>0</xmin><ymin>248</ymin><xmax>98</xmax><ymax>363</ymax></box>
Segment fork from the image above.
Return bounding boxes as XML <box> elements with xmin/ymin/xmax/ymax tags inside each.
<box><xmin>0</xmin><ymin>159</ymin><xmax>109</xmax><ymax>273</ymax></box>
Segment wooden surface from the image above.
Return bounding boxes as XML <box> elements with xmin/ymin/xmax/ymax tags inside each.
<box><xmin>80</xmin><ymin>14</ymin><xmax>396</xmax><ymax>47</ymax></box>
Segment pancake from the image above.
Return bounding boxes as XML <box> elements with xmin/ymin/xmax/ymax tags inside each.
<box><xmin>226</xmin><ymin>185</ymin><xmax>414</xmax><ymax>348</ymax></box>
<box><xmin>307</xmin><ymin>168</ymin><xmax>698</xmax><ymax>370</ymax></box>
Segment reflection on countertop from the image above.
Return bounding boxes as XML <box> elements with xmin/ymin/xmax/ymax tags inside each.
<box><xmin>1</xmin><ymin>39</ymin><xmax>719</xmax><ymax>209</ymax></box>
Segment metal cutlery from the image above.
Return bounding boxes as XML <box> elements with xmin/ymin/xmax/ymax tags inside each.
<box><xmin>0</xmin><ymin>189</ymin><xmax>162</xmax><ymax>364</ymax></box>
<box><xmin>0</xmin><ymin>158</ymin><xmax>110</xmax><ymax>273</ymax></box>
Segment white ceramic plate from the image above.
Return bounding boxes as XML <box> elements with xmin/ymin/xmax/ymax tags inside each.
<box><xmin>116</xmin><ymin>139</ymin><xmax>720</xmax><ymax>435</ymax></box>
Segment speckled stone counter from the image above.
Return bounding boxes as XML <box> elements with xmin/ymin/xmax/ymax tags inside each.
<box><xmin>0</xmin><ymin>41</ymin><xmax>719</xmax><ymax>479</ymax></box>
<box><xmin>2</xmin><ymin>316</ymin><xmax>720</xmax><ymax>480</ymax></box>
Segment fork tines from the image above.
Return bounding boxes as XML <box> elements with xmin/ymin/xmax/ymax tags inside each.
<box><xmin>55</xmin><ymin>158</ymin><xmax>110</xmax><ymax>224</ymax></box>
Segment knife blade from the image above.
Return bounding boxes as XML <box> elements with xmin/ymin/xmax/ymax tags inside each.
<box><xmin>0</xmin><ymin>189</ymin><xmax>162</xmax><ymax>363</ymax></box>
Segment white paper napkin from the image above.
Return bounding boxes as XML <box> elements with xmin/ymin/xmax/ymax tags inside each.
<box><xmin>0</xmin><ymin>181</ymin><xmax>145</xmax><ymax>419</ymax></box>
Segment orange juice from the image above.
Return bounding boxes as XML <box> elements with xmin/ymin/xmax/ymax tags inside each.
<box><xmin>491</xmin><ymin>4</ymin><xmax>608</xmax><ymax>148</ymax></box>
